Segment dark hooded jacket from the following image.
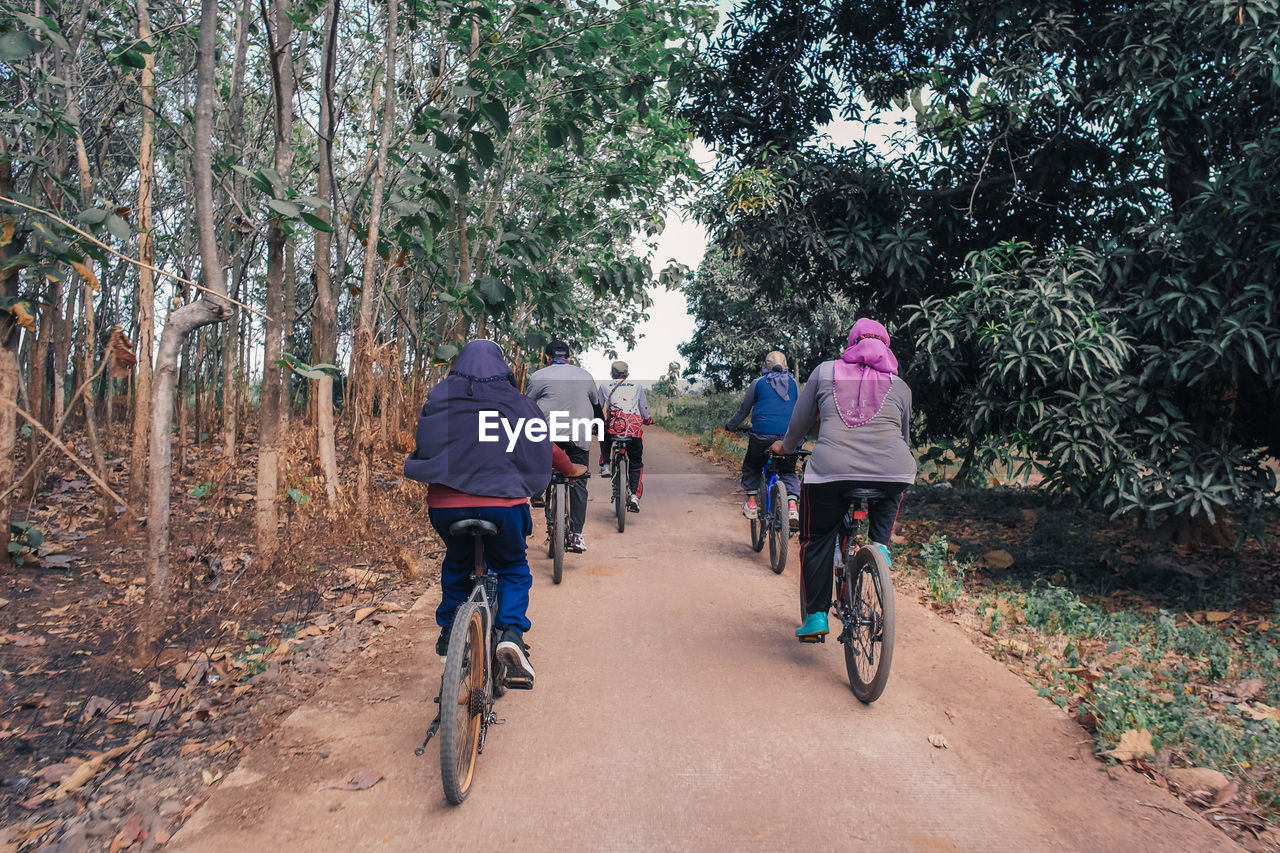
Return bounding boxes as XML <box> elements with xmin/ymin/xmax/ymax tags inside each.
<box><xmin>403</xmin><ymin>340</ymin><xmax>553</xmax><ymax>499</ymax></box>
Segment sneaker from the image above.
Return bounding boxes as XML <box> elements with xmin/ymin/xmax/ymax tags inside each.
<box><xmin>600</xmin><ymin>463</ymin><xmax>611</xmax><ymax>478</ymax></box>
<box><xmin>872</xmin><ymin>542</ymin><xmax>892</xmax><ymax>568</ymax></box>
<box><xmin>530</xmin><ymin>492</ymin><xmax>546</xmax><ymax>507</ymax></box>
<box><xmin>435</xmin><ymin>628</ymin><xmax>450</xmax><ymax>662</ymax></box>
<box><xmin>496</xmin><ymin>628</ymin><xmax>535</xmax><ymax>688</ymax></box>
<box><xmin>796</xmin><ymin>611</ymin><xmax>829</xmax><ymax>639</ymax></box>
<box><xmin>788</xmin><ymin>498</ymin><xmax>799</xmax><ymax>526</ymax></box>
<box><xmin>742</xmin><ymin>496</ymin><xmax>758</xmax><ymax>519</ymax></box>
<box><xmin>627</xmin><ymin>493</ymin><xmax>640</xmax><ymax>513</ymax></box>
<box><xmin>567</xmin><ymin>533</ymin><xmax>586</xmax><ymax>553</ymax></box>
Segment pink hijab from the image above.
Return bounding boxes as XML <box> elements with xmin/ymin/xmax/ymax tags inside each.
<box><xmin>833</xmin><ymin>318</ymin><xmax>898</xmax><ymax>428</ymax></box>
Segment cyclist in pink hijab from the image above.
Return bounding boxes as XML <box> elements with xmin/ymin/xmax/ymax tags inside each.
<box><xmin>772</xmin><ymin>318</ymin><xmax>916</xmax><ymax>640</ymax></box>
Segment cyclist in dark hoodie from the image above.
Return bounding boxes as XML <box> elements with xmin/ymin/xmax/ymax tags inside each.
<box><xmin>404</xmin><ymin>339</ymin><xmax>584</xmax><ymax>687</ymax></box>
<box><xmin>725</xmin><ymin>351</ymin><xmax>801</xmax><ymax>524</ymax></box>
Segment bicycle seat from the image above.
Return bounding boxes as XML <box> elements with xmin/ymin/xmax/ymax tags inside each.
<box><xmin>845</xmin><ymin>488</ymin><xmax>887</xmax><ymax>501</ymax></box>
<box><xmin>449</xmin><ymin>519</ymin><xmax>498</xmax><ymax>538</ymax></box>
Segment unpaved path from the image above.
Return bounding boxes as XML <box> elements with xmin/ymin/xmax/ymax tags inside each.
<box><xmin>175</xmin><ymin>428</ymin><xmax>1237</xmax><ymax>851</ymax></box>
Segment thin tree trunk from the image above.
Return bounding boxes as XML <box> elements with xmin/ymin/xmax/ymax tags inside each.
<box><xmin>256</xmin><ymin>0</ymin><xmax>296</xmax><ymax>565</ymax></box>
<box><xmin>313</xmin><ymin>0</ymin><xmax>341</xmax><ymax>505</ymax></box>
<box><xmin>127</xmin><ymin>0</ymin><xmax>157</xmax><ymax>517</ymax></box>
<box><xmin>353</xmin><ymin>0</ymin><xmax>398</xmax><ymax>510</ymax></box>
<box><xmin>143</xmin><ymin>0</ymin><xmax>232</xmax><ymax>650</ymax></box>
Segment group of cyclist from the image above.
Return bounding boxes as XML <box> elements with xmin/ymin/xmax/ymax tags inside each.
<box><xmin>403</xmin><ymin>317</ymin><xmax>915</xmax><ymax>688</ymax></box>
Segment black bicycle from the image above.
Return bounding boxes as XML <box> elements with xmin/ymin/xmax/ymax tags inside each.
<box><xmin>608</xmin><ymin>437</ymin><xmax>635</xmax><ymax>533</ymax></box>
<box><xmin>830</xmin><ymin>488</ymin><xmax>895</xmax><ymax>702</ymax></box>
<box><xmin>415</xmin><ymin>518</ymin><xmax>524</xmax><ymax>804</ymax></box>
<box><xmin>544</xmin><ymin>470</ymin><xmax>588</xmax><ymax>584</ymax></box>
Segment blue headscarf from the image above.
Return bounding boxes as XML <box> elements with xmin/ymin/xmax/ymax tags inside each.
<box><xmin>403</xmin><ymin>340</ymin><xmax>552</xmax><ymax>498</ymax></box>
<box><xmin>763</xmin><ymin>366</ymin><xmax>793</xmax><ymax>401</ymax></box>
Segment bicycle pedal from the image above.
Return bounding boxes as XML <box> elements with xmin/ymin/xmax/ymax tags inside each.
<box><xmin>504</xmin><ymin>677</ymin><xmax>534</xmax><ymax>690</ymax></box>
<box><xmin>798</xmin><ymin>634</ymin><xmax>827</xmax><ymax>643</ymax></box>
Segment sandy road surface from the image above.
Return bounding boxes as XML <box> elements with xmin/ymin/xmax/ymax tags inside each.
<box><xmin>175</xmin><ymin>428</ymin><xmax>1236</xmax><ymax>852</ymax></box>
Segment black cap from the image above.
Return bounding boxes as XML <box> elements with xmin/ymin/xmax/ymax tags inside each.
<box><xmin>545</xmin><ymin>340</ymin><xmax>570</xmax><ymax>357</ymax></box>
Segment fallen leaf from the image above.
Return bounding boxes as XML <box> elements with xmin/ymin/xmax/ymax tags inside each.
<box><xmin>1165</xmin><ymin>767</ymin><xmax>1229</xmax><ymax>793</ymax></box>
<box><xmin>1242</xmin><ymin>702</ymin><xmax>1280</xmax><ymax>723</ymax></box>
<box><xmin>109</xmin><ymin>812</ymin><xmax>145</xmax><ymax>853</ymax></box>
<box><xmin>983</xmin><ymin>549</ymin><xmax>1014</xmax><ymax>569</ymax></box>
<box><xmin>353</xmin><ymin>607</ymin><xmax>376</xmax><ymax>624</ymax></box>
<box><xmin>1235</xmin><ymin>679</ymin><xmax>1266</xmax><ymax>700</ymax></box>
<box><xmin>377</xmin><ymin>602</ymin><xmax>406</xmax><ymax>613</ymax></box>
<box><xmin>34</xmin><ymin>762</ymin><xmax>79</xmax><ymax>783</ymax></box>
<box><xmin>1105</xmin><ymin>728</ymin><xmax>1154</xmax><ymax>761</ymax></box>
<box><xmin>38</xmin><ymin>732</ymin><xmax>148</xmax><ymax>803</ymax></box>
<box><xmin>325</xmin><ymin>770</ymin><xmax>384</xmax><ymax>791</ymax></box>
<box><xmin>1204</xmin><ymin>611</ymin><xmax>1233</xmax><ymax>623</ymax></box>
<box><xmin>293</xmin><ymin>625</ymin><xmax>323</xmax><ymax>640</ymax></box>
<box><xmin>928</xmin><ymin>733</ymin><xmax>949</xmax><ymax>749</ymax></box>
<box><xmin>943</xmin><ymin>707</ymin><xmax>959</xmax><ymax>723</ymax></box>
<box><xmin>0</xmin><ymin>597</ymin><xmax>9</xmax><ymax>609</ymax></box>
<box><xmin>1211</xmin><ymin>779</ymin><xmax>1240</xmax><ymax>806</ymax></box>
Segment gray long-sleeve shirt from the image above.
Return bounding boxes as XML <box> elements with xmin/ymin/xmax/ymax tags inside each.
<box><xmin>525</xmin><ymin>362</ymin><xmax>601</xmax><ymax>451</ymax></box>
<box><xmin>780</xmin><ymin>361</ymin><xmax>916</xmax><ymax>485</ymax></box>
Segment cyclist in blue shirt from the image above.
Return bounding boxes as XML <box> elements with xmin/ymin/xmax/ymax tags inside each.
<box><xmin>724</xmin><ymin>351</ymin><xmax>801</xmax><ymax>524</ymax></box>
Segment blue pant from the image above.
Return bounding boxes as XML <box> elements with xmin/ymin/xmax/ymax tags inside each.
<box><xmin>428</xmin><ymin>504</ymin><xmax>534</xmax><ymax>634</ymax></box>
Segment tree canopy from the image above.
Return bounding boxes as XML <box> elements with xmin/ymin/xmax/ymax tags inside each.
<box><xmin>680</xmin><ymin>0</ymin><xmax>1280</xmax><ymax>537</ymax></box>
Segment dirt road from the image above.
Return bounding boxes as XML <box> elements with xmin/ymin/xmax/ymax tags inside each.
<box><xmin>175</xmin><ymin>428</ymin><xmax>1236</xmax><ymax>851</ymax></box>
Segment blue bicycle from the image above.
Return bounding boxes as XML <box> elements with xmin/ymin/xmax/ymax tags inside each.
<box><xmin>738</xmin><ymin>429</ymin><xmax>809</xmax><ymax>574</ymax></box>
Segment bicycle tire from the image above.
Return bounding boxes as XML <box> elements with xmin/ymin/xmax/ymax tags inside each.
<box><xmin>551</xmin><ymin>483</ymin><xmax>565</xmax><ymax>584</ymax></box>
<box><xmin>768</xmin><ymin>479</ymin><xmax>788</xmax><ymax>574</ymax></box>
<box><xmin>614</xmin><ymin>455</ymin><xmax>627</xmax><ymax>533</ymax></box>
<box><xmin>844</xmin><ymin>545</ymin><xmax>895</xmax><ymax>703</ymax></box>
<box><xmin>544</xmin><ymin>488</ymin><xmax>555</xmax><ymax>558</ymax></box>
<box><xmin>749</xmin><ymin>472</ymin><xmax>766</xmax><ymax>552</ymax></box>
<box><xmin>439</xmin><ymin>600</ymin><xmax>486</xmax><ymax>804</ymax></box>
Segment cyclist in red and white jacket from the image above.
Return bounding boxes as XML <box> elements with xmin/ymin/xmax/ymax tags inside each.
<box><xmin>597</xmin><ymin>360</ymin><xmax>651</xmax><ymax>512</ymax></box>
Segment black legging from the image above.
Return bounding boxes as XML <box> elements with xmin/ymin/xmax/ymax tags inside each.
<box><xmin>798</xmin><ymin>480</ymin><xmax>908</xmax><ymax>616</ymax></box>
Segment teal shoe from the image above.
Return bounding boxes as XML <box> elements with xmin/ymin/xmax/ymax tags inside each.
<box><xmin>796</xmin><ymin>611</ymin><xmax>829</xmax><ymax>638</ymax></box>
<box><xmin>873</xmin><ymin>542</ymin><xmax>892</xmax><ymax>568</ymax></box>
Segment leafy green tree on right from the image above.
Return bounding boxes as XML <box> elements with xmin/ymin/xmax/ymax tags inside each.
<box><xmin>680</xmin><ymin>0</ymin><xmax>1280</xmax><ymax>543</ymax></box>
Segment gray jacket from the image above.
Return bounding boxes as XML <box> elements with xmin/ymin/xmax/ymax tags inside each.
<box><xmin>781</xmin><ymin>361</ymin><xmax>916</xmax><ymax>485</ymax></box>
<box><xmin>526</xmin><ymin>361</ymin><xmax>601</xmax><ymax>451</ymax></box>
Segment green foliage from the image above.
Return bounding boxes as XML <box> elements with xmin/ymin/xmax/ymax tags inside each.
<box><xmin>190</xmin><ymin>481</ymin><xmax>214</xmax><ymax>499</ymax></box>
<box><xmin>285</xmin><ymin>487</ymin><xmax>309</xmax><ymax>506</ymax></box>
<box><xmin>684</xmin><ymin>0</ymin><xmax>1280</xmax><ymax>537</ymax></box>
<box><xmin>920</xmin><ymin>535</ymin><xmax>964</xmax><ymax>606</ymax></box>
<box><xmin>7</xmin><ymin>520</ymin><xmax>44</xmax><ymax>565</ymax></box>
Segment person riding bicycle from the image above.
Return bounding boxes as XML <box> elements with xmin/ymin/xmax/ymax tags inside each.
<box><xmin>597</xmin><ymin>360</ymin><xmax>650</xmax><ymax>512</ymax></box>
<box><xmin>526</xmin><ymin>339</ymin><xmax>604</xmax><ymax>553</ymax></box>
<box><xmin>724</xmin><ymin>350</ymin><xmax>801</xmax><ymax>525</ymax></box>
<box><xmin>404</xmin><ymin>339</ymin><xmax>586</xmax><ymax>686</ymax></box>
<box><xmin>771</xmin><ymin>319</ymin><xmax>915</xmax><ymax>641</ymax></box>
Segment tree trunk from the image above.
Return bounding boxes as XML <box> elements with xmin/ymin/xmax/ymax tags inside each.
<box><xmin>313</xmin><ymin>0</ymin><xmax>341</xmax><ymax>505</ymax></box>
<box><xmin>143</xmin><ymin>0</ymin><xmax>232</xmax><ymax>650</ymax></box>
<box><xmin>353</xmin><ymin>0</ymin><xmax>398</xmax><ymax>510</ymax></box>
<box><xmin>256</xmin><ymin>0</ymin><xmax>296</xmax><ymax>565</ymax></box>
<box><xmin>127</xmin><ymin>0</ymin><xmax>157</xmax><ymax>518</ymax></box>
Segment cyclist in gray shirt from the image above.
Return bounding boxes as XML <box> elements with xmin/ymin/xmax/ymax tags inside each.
<box><xmin>772</xmin><ymin>318</ymin><xmax>916</xmax><ymax>641</ymax></box>
<box><xmin>526</xmin><ymin>340</ymin><xmax>603</xmax><ymax>553</ymax></box>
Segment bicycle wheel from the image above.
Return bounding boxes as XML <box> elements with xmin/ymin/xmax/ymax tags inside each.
<box><xmin>439</xmin><ymin>600</ymin><xmax>486</xmax><ymax>804</ymax></box>
<box><xmin>614</xmin><ymin>455</ymin><xmax>627</xmax><ymax>533</ymax></box>
<box><xmin>844</xmin><ymin>545</ymin><xmax>895</xmax><ymax>703</ymax></box>
<box><xmin>551</xmin><ymin>483</ymin><xmax>566</xmax><ymax>585</ymax></box>
<box><xmin>749</xmin><ymin>473</ymin><xmax>766</xmax><ymax>553</ymax></box>
<box><xmin>544</xmin><ymin>488</ymin><xmax>555</xmax><ymax>558</ymax></box>
<box><xmin>767</xmin><ymin>479</ymin><xmax>788</xmax><ymax>574</ymax></box>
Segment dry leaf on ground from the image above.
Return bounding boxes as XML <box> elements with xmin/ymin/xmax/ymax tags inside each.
<box><xmin>325</xmin><ymin>769</ymin><xmax>384</xmax><ymax>791</ymax></box>
<box><xmin>353</xmin><ymin>606</ymin><xmax>377</xmax><ymax>623</ymax></box>
<box><xmin>1204</xmin><ymin>610</ymin><xmax>1233</xmax><ymax>623</ymax></box>
<box><xmin>1211</xmin><ymin>779</ymin><xmax>1240</xmax><ymax>806</ymax></box>
<box><xmin>1105</xmin><ymin>728</ymin><xmax>1154</xmax><ymax>761</ymax></box>
<box><xmin>983</xmin><ymin>549</ymin><xmax>1015</xmax><ymax>568</ymax></box>
<box><xmin>928</xmin><ymin>734</ymin><xmax>950</xmax><ymax>749</ymax></box>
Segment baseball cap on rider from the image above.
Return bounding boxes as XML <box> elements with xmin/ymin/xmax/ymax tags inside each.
<box><xmin>545</xmin><ymin>339</ymin><xmax>571</xmax><ymax>357</ymax></box>
<box><xmin>610</xmin><ymin>360</ymin><xmax>629</xmax><ymax>378</ymax></box>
